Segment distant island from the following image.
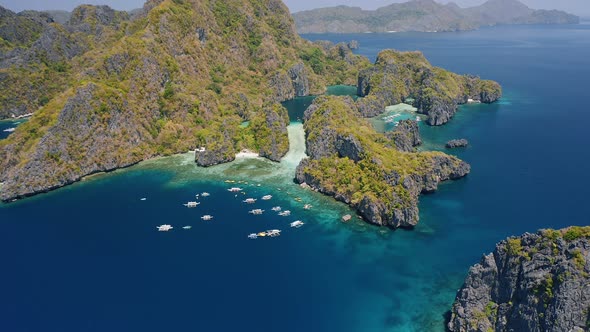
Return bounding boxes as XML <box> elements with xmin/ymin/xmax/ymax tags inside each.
<box><xmin>293</xmin><ymin>0</ymin><xmax>580</xmax><ymax>34</ymax></box>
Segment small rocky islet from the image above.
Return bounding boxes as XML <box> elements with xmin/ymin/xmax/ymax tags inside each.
<box><xmin>446</xmin><ymin>139</ymin><xmax>469</xmax><ymax>148</ymax></box>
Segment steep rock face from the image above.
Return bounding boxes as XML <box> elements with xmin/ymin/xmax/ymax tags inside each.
<box><xmin>270</xmin><ymin>62</ymin><xmax>311</xmax><ymax>102</ymax></box>
<box><xmin>0</xmin><ymin>83</ymin><xmax>151</xmax><ymax>200</ymax></box>
<box><xmin>252</xmin><ymin>104</ymin><xmax>290</xmax><ymax>162</ymax></box>
<box><xmin>0</xmin><ymin>0</ymin><xmax>369</xmax><ymax>201</ymax></box>
<box><xmin>0</xmin><ymin>4</ymin><xmax>131</xmax><ymax>119</ymax></box>
<box><xmin>449</xmin><ymin>227</ymin><xmax>590</xmax><ymax>332</ymax></box>
<box><xmin>0</xmin><ymin>8</ymin><xmax>49</xmax><ymax>49</ymax></box>
<box><xmin>296</xmin><ymin>96</ymin><xmax>470</xmax><ymax>228</ymax></box>
<box><xmin>68</xmin><ymin>5</ymin><xmax>129</xmax><ymax>28</ymax></box>
<box><xmin>386</xmin><ymin>119</ymin><xmax>422</xmax><ymax>152</ymax></box>
<box><xmin>288</xmin><ymin>62</ymin><xmax>310</xmax><ymax>97</ymax></box>
<box><xmin>357</xmin><ymin>50</ymin><xmax>501</xmax><ymax>125</ymax></box>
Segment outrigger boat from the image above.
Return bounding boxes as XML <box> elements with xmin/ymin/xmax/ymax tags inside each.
<box><xmin>249</xmin><ymin>209</ymin><xmax>264</xmax><ymax>215</ymax></box>
<box><xmin>303</xmin><ymin>204</ymin><xmax>312</xmax><ymax>210</ymax></box>
<box><xmin>184</xmin><ymin>201</ymin><xmax>200</xmax><ymax>208</ymax></box>
<box><xmin>248</xmin><ymin>233</ymin><xmax>258</xmax><ymax>239</ymax></box>
<box><xmin>201</xmin><ymin>192</ymin><xmax>210</xmax><ymax>197</ymax></box>
<box><xmin>157</xmin><ymin>224</ymin><xmax>173</xmax><ymax>232</ymax></box>
<box><xmin>201</xmin><ymin>215</ymin><xmax>214</xmax><ymax>221</ymax></box>
<box><xmin>278</xmin><ymin>210</ymin><xmax>291</xmax><ymax>216</ymax></box>
<box><xmin>266</xmin><ymin>229</ymin><xmax>281</xmax><ymax>237</ymax></box>
<box><xmin>228</xmin><ymin>187</ymin><xmax>243</xmax><ymax>192</ymax></box>
<box><xmin>262</xmin><ymin>195</ymin><xmax>272</xmax><ymax>200</ymax></box>
<box><xmin>290</xmin><ymin>221</ymin><xmax>304</xmax><ymax>228</ymax></box>
<box><xmin>271</xmin><ymin>206</ymin><xmax>282</xmax><ymax>212</ymax></box>
<box><xmin>243</xmin><ymin>198</ymin><xmax>257</xmax><ymax>204</ymax></box>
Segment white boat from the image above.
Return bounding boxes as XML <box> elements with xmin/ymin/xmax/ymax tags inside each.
<box><xmin>201</xmin><ymin>215</ymin><xmax>214</xmax><ymax>221</ymax></box>
<box><xmin>266</xmin><ymin>229</ymin><xmax>281</xmax><ymax>237</ymax></box>
<box><xmin>278</xmin><ymin>210</ymin><xmax>291</xmax><ymax>216</ymax></box>
<box><xmin>290</xmin><ymin>221</ymin><xmax>305</xmax><ymax>228</ymax></box>
<box><xmin>201</xmin><ymin>192</ymin><xmax>210</xmax><ymax>197</ymax></box>
<box><xmin>261</xmin><ymin>195</ymin><xmax>272</xmax><ymax>200</ymax></box>
<box><xmin>228</xmin><ymin>187</ymin><xmax>243</xmax><ymax>192</ymax></box>
<box><xmin>248</xmin><ymin>233</ymin><xmax>258</xmax><ymax>239</ymax></box>
<box><xmin>416</xmin><ymin>116</ymin><xmax>421</xmax><ymax>122</ymax></box>
<box><xmin>184</xmin><ymin>201</ymin><xmax>200</xmax><ymax>208</ymax></box>
<box><xmin>140</xmin><ymin>198</ymin><xmax>147</xmax><ymax>201</ymax></box>
<box><xmin>3</xmin><ymin>128</ymin><xmax>16</xmax><ymax>133</ymax></box>
<box><xmin>243</xmin><ymin>198</ymin><xmax>257</xmax><ymax>204</ymax></box>
<box><xmin>249</xmin><ymin>209</ymin><xmax>264</xmax><ymax>215</ymax></box>
<box><xmin>303</xmin><ymin>204</ymin><xmax>312</xmax><ymax>210</ymax></box>
<box><xmin>157</xmin><ymin>224</ymin><xmax>173</xmax><ymax>232</ymax></box>
<box><xmin>271</xmin><ymin>206</ymin><xmax>282</xmax><ymax>212</ymax></box>
<box><xmin>182</xmin><ymin>226</ymin><xmax>192</xmax><ymax>230</ymax></box>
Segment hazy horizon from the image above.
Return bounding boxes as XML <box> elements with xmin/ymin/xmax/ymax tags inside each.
<box><xmin>0</xmin><ymin>0</ymin><xmax>588</xmax><ymax>17</ymax></box>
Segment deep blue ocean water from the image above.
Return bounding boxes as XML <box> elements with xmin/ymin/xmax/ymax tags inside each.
<box><xmin>0</xmin><ymin>119</ymin><xmax>26</xmax><ymax>140</ymax></box>
<box><xmin>1</xmin><ymin>24</ymin><xmax>590</xmax><ymax>331</ymax></box>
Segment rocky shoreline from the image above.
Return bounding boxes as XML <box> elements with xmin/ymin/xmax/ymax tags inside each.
<box><xmin>449</xmin><ymin>227</ymin><xmax>590</xmax><ymax>332</ymax></box>
<box><xmin>357</xmin><ymin>50</ymin><xmax>502</xmax><ymax>126</ymax></box>
<box><xmin>294</xmin><ymin>96</ymin><xmax>470</xmax><ymax>228</ymax></box>
<box><xmin>0</xmin><ymin>2</ymin><xmax>500</xmax><ymax>208</ymax></box>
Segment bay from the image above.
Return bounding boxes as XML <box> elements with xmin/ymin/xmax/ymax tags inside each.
<box><xmin>1</xmin><ymin>24</ymin><xmax>590</xmax><ymax>331</ymax></box>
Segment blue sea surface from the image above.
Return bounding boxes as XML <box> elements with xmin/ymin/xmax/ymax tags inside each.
<box><xmin>1</xmin><ymin>24</ymin><xmax>590</xmax><ymax>331</ymax></box>
<box><xmin>0</xmin><ymin>119</ymin><xmax>26</xmax><ymax>140</ymax></box>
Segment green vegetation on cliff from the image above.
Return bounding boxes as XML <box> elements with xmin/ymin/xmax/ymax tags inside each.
<box><xmin>296</xmin><ymin>95</ymin><xmax>470</xmax><ymax>228</ymax></box>
<box><xmin>0</xmin><ymin>0</ymin><xmax>370</xmax><ymax>200</ymax></box>
<box><xmin>357</xmin><ymin>50</ymin><xmax>502</xmax><ymax>125</ymax></box>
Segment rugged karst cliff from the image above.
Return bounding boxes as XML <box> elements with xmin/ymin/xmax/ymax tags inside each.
<box><xmin>0</xmin><ymin>0</ymin><xmax>499</xmax><ymax>206</ymax></box>
<box><xmin>0</xmin><ymin>0</ymin><xmax>370</xmax><ymax>201</ymax></box>
<box><xmin>386</xmin><ymin>119</ymin><xmax>422</xmax><ymax>152</ymax></box>
<box><xmin>295</xmin><ymin>96</ymin><xmax>470</xmax><ymax>228</ymax></box>
<box><xmin>0</xmin><ymin>5</ymin><xmax>130</xmax><ymax>119</ymax></box>
<box><xmin>357</xmin><ymin>50</ymin><xmax>502</xmax><ymax>125</ymax></box>
<box><xmin>449</xmin><ymin>227</ymin><xmax>590</xmax><ymax>332</ymax></box>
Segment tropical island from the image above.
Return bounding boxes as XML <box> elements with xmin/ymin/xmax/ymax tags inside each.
<box><xmin>293</xmin><ymin>0</ymin><xmax>580</xmax><ymax>34</ymax></box>
<box><xmin>0</xmin><ymin>0</ymin><xmax>501</xmax><ymax>230</ymax></box>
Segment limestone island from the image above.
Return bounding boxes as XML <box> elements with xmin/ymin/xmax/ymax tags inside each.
<box><xmin>293</xmin><ymin>0</ymin><xmax>579</xmax><ymax>34</ymax></box>
<box><xmin>449</xmin><ymin>226</ymin><xmax>590</xmax><ymax>332</ymax></box>
<box><xmin>0</xmin><ymin>0</ymin><xmax>501</xmax><ymax>230</ymax></box>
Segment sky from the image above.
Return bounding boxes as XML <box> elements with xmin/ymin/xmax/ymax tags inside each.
<box><xmin>0</xmin><ymin>0</ymin><xmax>588</xmax><ymax>17</ymax></box>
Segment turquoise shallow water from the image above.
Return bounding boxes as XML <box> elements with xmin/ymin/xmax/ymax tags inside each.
<box><xmin>1</xmin><ymin>24</ymin><xmax>590</xmax><ymax>331</ymax></box>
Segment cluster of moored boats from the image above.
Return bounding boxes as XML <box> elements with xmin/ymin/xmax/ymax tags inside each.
<box><xmin>155</xmin><ymin>184</ymin><xmax>309</xmax><ymax>238</ymax></box>
<box><xmin>382</xmin><ymin>113</ymin><xmax>422</xmax><ymax>125</ymax></box>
